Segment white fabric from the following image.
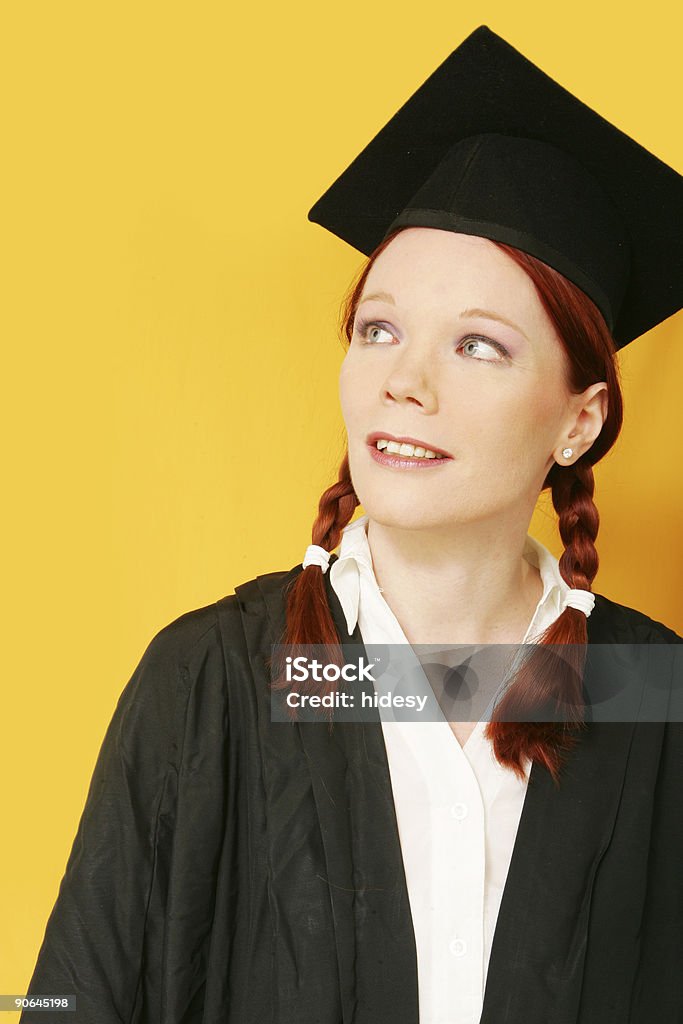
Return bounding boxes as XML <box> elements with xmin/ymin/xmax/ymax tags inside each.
<box><xmin>302</xmin><ymin>543</ymin><xmax>331</xmax><ymax>572</ymax></box>
<box><xmin>564</xmin><ymin>588</ymin><xmax>596</xmax><ymax>616</ymax></box>
<box><xmin>328</xmin><ymin>513</ymin><xmax>571</xmax><ymax>1024</ymax></box>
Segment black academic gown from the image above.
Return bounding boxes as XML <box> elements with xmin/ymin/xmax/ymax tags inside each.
<box><xmin>20</xmin><ymin>555</ymin><xmax>683</xmax><ymax>1024</ymax></box>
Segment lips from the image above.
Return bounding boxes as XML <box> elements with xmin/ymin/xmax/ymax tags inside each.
<box><xmin>366</xmin><ymin>431</ymin><xmax>453</xmax><ymax>458</ymax></box>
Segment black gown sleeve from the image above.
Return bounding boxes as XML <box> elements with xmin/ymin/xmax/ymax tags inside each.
<box><xmin>19</xmin><ymin>623</ymin><xmax>188</xmax><ymax>1024</ymax></box>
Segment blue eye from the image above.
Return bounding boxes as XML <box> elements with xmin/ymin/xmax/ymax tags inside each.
<box><xmin>459</xmin><ymin>336</ymin><xmax>509</xmax><ymax>362</ymax></box>
<box><xmin>355</xmin><ymin>318</ymin><xmax>395</xmax><ymax>344</ymax></box>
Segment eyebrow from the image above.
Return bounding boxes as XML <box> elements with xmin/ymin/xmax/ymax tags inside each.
<box><xmin>357</xmin><ymin>290</ymin><xmax>396</xmax><ymax>306</ymax></box>
<box><xmin>458</xmin><ymin>307</ymin><xmax>529</xmax><ymax>342</ymax></box>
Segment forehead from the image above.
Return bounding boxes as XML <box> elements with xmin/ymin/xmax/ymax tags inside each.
<box><xmin>362</xmin><ymin>228</ymin><xmax>544</xmax><ymax>320</ymax></box>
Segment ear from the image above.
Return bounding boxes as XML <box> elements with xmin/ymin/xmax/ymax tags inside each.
<box><xmin>555</xmin><ymin>383</ymin><xmax>608</xmax><ymax>464</ymax></box>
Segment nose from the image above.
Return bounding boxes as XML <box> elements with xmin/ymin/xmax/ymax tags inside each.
<box><xmin>381</xmin><ymin>352</ymin><xmax>439</xmax><ymax>412</ymax></box>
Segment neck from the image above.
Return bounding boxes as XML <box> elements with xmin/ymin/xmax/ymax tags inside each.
<box><xmin>365</xmin><ymin>513</ymin><xmax>545</xmax><ymax>646</ymax></box>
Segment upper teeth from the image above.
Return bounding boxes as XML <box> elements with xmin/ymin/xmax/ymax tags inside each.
<box><xmin>375</xmin><ymin>439</ymin><xmax>445</xmax><ymax>459</ymax></box>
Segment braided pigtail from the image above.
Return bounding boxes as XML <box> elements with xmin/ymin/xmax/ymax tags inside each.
<box><xmin>484</xmin><ymin>457</ymin><xmax>600</xmax><ymax>785</ymax></box>
<box><xmin>553</xmin><ymin>459</ymin><xmax>600</xmax><ymax>607</ymax></box>
<box><xmin>270</xmin><ymin>455</ymin><xmax>359</xmax><ymax>715</ymax></box>
<box><xmin>284</xmin><ymin>453</ymin><xmax>359</xmax><ymax>645</ymax></box>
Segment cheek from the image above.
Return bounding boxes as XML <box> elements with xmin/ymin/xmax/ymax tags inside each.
<box><xmin>339</xmin><ymin>355</ymin><xmax>372</xmax><ymax>426</ymax></box>
<box><xmin>451</xmin><ymin>379</ymin><xmax>562</xmax><ymax>458</ymax></box>
<box><xmin>338</xmin><ymin>364</ymin><xmax>352</xmax><ymax>425</ymax></box>
<box><xmin>505</xmin><ymin>371</ymin><xmax>562</xmax><ymax>416</ymax></box>
<box><xmin>520</xmin><ymin>380</ymin><xmax>568</xmax><ymax>437</ymax></box>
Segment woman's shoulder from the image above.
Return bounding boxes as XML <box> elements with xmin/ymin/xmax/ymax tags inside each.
<box><xmin>142</xmin><ymin>598</ymin><xmax>224</xmax><ymax>671</ymax></box>
<box><xmin>591</xmin><ymin>592</ymin><xmax>683</xmax><ymax>644</ymax></box>
<box><xmin>110</xmin><ymin>601</ymin><xmax>226</xmax><ymax>739</ymax></box>
<box><xmin>143</xmin><ymin>562</ymin><xmax>301</xmax><ymax>671</ymax></box>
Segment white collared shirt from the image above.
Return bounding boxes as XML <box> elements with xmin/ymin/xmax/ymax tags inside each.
<box><xmin>328</xmin><ymin>514</ymin><xmax>571</xmax><ymax>1024</ymax></box>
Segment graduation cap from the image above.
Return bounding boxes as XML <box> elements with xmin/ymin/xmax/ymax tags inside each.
<box><xmin>307</xmin><ymin>26</ymin><xmax>683</xmax><ymax>350</ymax></box>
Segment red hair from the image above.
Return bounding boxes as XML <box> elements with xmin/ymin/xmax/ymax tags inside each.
<box><xmin>273</xmin><ymin>229</ymin><xmax>623</xmax><ymax>785</ymax></box>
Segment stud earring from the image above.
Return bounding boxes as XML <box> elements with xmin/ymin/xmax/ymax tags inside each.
<box><xmin>561</xmin><ymin>447</ymin><xmax>573</xmax><ymax>459</ymax></box>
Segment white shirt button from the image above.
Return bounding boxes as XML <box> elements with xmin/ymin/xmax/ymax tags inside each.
<box><xmin>449</xmin><ymin>937</ymin><xmax>467</xmax><ymax>957</ymax></box>
<box><xmin>450</xmin><ymin>802</ymin><xmax>468</xmax><ymax>820</ymax></box>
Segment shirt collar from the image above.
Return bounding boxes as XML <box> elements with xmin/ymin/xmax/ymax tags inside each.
<box><xmin>329</xmin><ymin>513</ymin><xmax>570</xmax><ymax>638</ymax></box>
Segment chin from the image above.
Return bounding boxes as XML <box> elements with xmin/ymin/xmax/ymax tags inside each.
<box><xmin>349</xmin><ymin>455</ymin><xmax>462</xmax><ymax>529</ymax></box>
<box><xmin>357</xmin><ymin>492</ymin><xmax>453</xmax><ymax>532</ymax></box>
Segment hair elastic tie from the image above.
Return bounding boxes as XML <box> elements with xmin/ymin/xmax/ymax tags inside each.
<box><xmin>303</xmin><ymin>544</ymin><xmax>331</xmax><ymax>574</ymax></box>
<box><xmin>564</xmin><ymin>589</ymin><xmax>596</xmax><ymax>617</ymax></box>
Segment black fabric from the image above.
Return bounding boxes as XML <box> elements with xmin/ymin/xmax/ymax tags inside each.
<box><xmin>20</xmin><ymin>559</ymin><xmax>683</xmax><ymax>1023</ymax></box>
<box><xmin>307</xmin><ymin>26</ymin><xmax>683</xmax><ymax>349</ymax></box>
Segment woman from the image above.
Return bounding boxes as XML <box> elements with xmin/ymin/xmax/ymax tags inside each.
<box><xmin>21</xmin><ymin>25</ymin><xmax>683</xmax><ymax>1024</ymax></box>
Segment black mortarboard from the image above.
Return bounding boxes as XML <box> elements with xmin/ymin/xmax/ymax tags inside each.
<box><xmin>307</xmin><ymin>26</ymin><xmax>683</xmax><ymax>349</ymax></box>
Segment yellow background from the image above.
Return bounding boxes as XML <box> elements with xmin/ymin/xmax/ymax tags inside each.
<box><xmin>2</xmin><ymin>0</ymin><xmax>681</xmax><ymax>1009</ymax></box>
